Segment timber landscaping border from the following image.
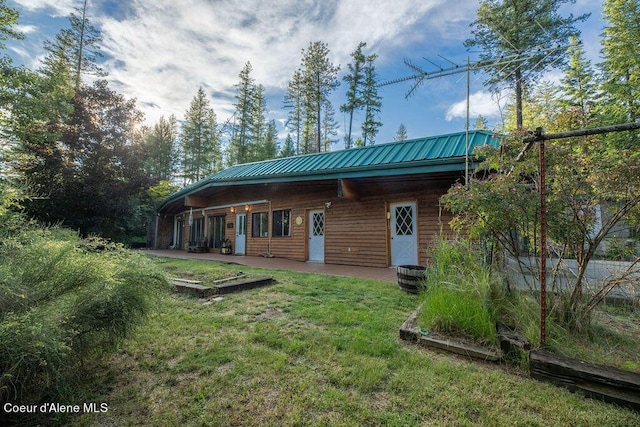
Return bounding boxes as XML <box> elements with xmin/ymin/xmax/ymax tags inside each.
<box><xmin>400</xmin><ymin>310</ymin><xmax>640</xmax><ymax>412</ymax></box>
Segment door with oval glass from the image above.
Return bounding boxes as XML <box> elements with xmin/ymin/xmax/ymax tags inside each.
<box><xmin>308</xmin><ymin>209</ymin><xmax>325</xmax><ymax>262</ymax></box>
<box><xmin>390</xmin><ymin>201</ymin><xmax>418</xmax><ymax>266</ymax></box>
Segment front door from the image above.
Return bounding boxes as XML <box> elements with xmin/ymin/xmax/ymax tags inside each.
<box><xmin>390</xmin><ymin>202</ymin><xmax>418</xmax><ymax>266</ymax></box>
<box><xmin>235</xmin><ymin>213</ymin><xmax>246</xmax><ymax>255</ymax></box>
<box><xmin>308</xmin><ymin>209</ymin><xmax>325</xmax><ymax>262</ymax></box>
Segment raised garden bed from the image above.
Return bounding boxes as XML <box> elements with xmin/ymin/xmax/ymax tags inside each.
<box><xmin>172</xmin><ymin>275</ymin><xmax>274</xmax><ymax>298</ymax></box>
<box><xmin>399</xmin><ymin>310</ymin><xmax>503</xmax><ymax>363</ymax></box>
<box><xmin>400</xmin><ymin>310</ymin><xmax>640</xmax><ymax>412</ymax></box>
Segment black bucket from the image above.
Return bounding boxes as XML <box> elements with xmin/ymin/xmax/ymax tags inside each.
<box><xmin>397</xmin><ymin>265</ymin><xmax>426</xmax><ymax>294</ymax></box>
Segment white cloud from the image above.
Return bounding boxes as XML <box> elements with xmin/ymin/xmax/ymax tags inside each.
<box><xmin>11</xmin><ymin>0</ymin><xmax>76</xmax><ymax>16</ymax></box>
<box><xmin>15</xmin><ymin>24</ymin><xmax>37</xmax><ymax>34</ymax></box>
<box><xmin>445</xmin><ymin>90</ymin><xmax>503</xmax><ymax>122</ymax></box>
<box><xmin>92</xmin><ymin>0</ymin><xmax>470</xmax><ymax>125</ymax></box>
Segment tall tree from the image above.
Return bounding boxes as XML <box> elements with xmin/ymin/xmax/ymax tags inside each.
<box><xmin>43</xmin><ymin>0</ymin><xmax>105</xmax><ymax>89</ymax></box>
<box><xmin>0</xmin><ymin>0</ymin><xmax>23</xmax><ymax>51</ymax></box>
<box><xmin>360</xmin><ymin>57</ymin><xmax>382</xmax><ymax>145</ymax></box>
<box><xmin>321</xmin><ymin>99</ymin><xmax>339</xmax><ymax>151</ymax></box>
<box><xmin>180</xmin><ymin>87</ymin><xmax>221</xmax><ymax>184</ymax></box>
<box><xmin>279</xmin><ymin>133</ymin><xmax>296</xmax><ymax>158</ymax></box>
<box><xmin>465</xmin><ymin>0</ymin><xmax>588</xmax><ymax>130</ymax></box>
<box><xmin>143</xmin><ymin>114</ymin><xmax>179</xmax><ymax>181</ymax></box>
<box><xmin>300</xmin><ymin>41</ymin><xmax>340</xmax><ymax>153</ymax></box>
<box><xmin>599</xmin><ymin>0</ymin><xmax>640</xmax><ymax>130</ymax></box>
<box><xmin>229</xmin><ymin>62</ymin><xmax>256</xmax><ymax>164</ymax></box>
<box><xmin>283</xmin><ymin>69</ymin><xmax>304</xmax><ymax>155</ymax></box>
<box><xmin>250</xmin><ymin>83</ymin><xmax>268</xmax><ymax>161</ymax></box>
<box><xmin>340</xmin><ymin>42</ymin><xmax>367</xmax><ymax>149</ymax></box>
<box><xmin>559</xmin><ymin>35</ymin><xmax>597</xmax><ymax>126</ymax></box>
<box><xmin>394</xmin><ymin>123</ymin><xmax>408</xmax><ymax>141</ymax></box>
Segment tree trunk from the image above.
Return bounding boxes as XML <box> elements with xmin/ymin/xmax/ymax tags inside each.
<box><xmin>515</xmin><ymin>67</ymin><xmax>523</xmax><ymax>130</ymax></box>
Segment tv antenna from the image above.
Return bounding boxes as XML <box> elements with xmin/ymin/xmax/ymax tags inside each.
<box><xmin>379</xmin><ymin>44</ymin><xmax>573</xmax><ymax>185</ymax></box>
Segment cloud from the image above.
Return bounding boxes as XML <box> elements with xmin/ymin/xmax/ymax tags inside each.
<box><xmin>445</xmin><ymin>91</ymin><xmax>503</xmax><ymax>122</ymax></box>
<box><xmin>92</xmin><ymin>0</ymin><xmax>468</xmax><ymax>125</ymax></box>
<box><xmin>11</xmin><ymin>0</ymin><xmax>76</xmax><ymax>16</ymax></box>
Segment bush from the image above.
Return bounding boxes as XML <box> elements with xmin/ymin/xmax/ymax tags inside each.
<box><xmin>419</xmin><ymin>239</ymin><xmax>498</xmax><ymax>346</ymax></box>
<box><xmin>0</xmin><ymin>225</ymin><xmax>170</xmax><ymax>404</ymax></box>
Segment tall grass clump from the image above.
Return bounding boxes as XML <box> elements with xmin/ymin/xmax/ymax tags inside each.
<box><xmin>0</xmin><ymin>226</ymin><xmax>170</xmax><ymax>405</ymax></box>
<box><xmin>419</xmin><ymin>238</ymin><xmax>499</xmax><ymax>346</ymax></box>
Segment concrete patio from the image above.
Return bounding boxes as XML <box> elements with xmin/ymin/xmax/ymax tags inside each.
<box><xmin>144</xmin><ymin>249</ymin><xmax>400</xmax><ymax>283</ymax></box>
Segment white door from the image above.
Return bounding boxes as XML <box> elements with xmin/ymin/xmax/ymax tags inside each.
<box><xmin>308</xmin><ymin>210</ymin><xmax>325</xmax><ymax>262</ymax></box>
<box><xmin>235</xmin><ymin>213</ymin><xmax>246</xmax><ymax>255</ymax></box>
<box><xmin>390</xmin><ymin>202</ymin><xmax>418</xmax><ymax>266</ymax></box>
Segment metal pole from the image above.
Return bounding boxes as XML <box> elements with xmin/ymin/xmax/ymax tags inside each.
<box><xmin>465</xmin><ymin>57</ymin><xmax>470</xmax><ymax>187</ymax></box>
<box><xmin>539</xmin><ymin>138</ymin><xmax>547</xmax><ymax>346</ymax></box>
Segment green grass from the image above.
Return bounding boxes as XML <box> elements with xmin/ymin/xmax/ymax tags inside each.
<box><xmin>58</xmin><ymin>257</ymin><xmax>640</xmax><ymax>426</ymax></box>
<box><xmin>419</xmin><ymin>239</ymin><xmax>499</xmax><ymax>347</ymax></box>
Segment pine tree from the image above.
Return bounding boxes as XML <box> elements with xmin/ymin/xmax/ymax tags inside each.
<box><xmin>321</xmin><ymin>99</ymin><xmax>339</xmax><ymax>151</ymax></box>
<box><xmin>229</xmin><ymin>62</ymin><xmax>256</xmax><ymax>164</ymax></box>
<box><xmin>599</xmin><ymin>0</ymin><xmax>640</xmax><ymax>125</ymax></box>
<box><xmin>144</xmin><ymin>114</ymin><xmax>179</xmax><ymax>181</ymax></box>
<box><xmin>465</xmin><ymin>0</ymin><xmax>589</xmax><ymax>130</ymax></box>
<box><xmin>180</xmin><ymin>87</ymin><xmax>220</xmax><ymax>184</ymax></box>
<box><xmin>250</xmin><ymin>83</ymin><xmax>268</xmax><ymax>161</ymax></box>
<box><xmin>561</xmin><ymin>36</ymin><xmax>596</xmax><ymax>112</ymax></box>
<box><xmin>340</xmin><ymin>42</ymin><xmax>367</xmax><ymax>149</ymax></box>
<box><xmin>283</xmin><ymin>69</ymin><xmax>304</xmax><ymax>155</ymax></box>
<box><xmin>280</xmin><ymin>133</ymin><xmax>296</xmax><ymax>158</ymax></box>
<box><xmin>360</xmin><ymin>58</ymin><xmax>382</xmax><ymax>145</ymax></box>
<box><xmin>394</xmin><ymin>123</ymin><xmax>408</xmax><ymax>141</ymax></box>
<box><xmin>43</xmin><ymin>0</ymin><xmax>105</xmax><ymax>89</ymax></box>
<box><xmin>300</xmin><ymin>41</ymin><xmax>340</xmax><ymax>153</ymax></box>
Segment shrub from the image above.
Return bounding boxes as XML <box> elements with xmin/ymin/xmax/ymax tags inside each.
<box><xmin>419</xmin><ymin>239</ymin><xmax>498</xmax><ymax>346</ymax></box>
<box><xmin>0</xmin><ymin>225</ymin><xmax>170</xmax><ymax>404</ymax></box>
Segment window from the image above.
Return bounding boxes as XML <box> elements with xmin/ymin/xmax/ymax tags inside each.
<box><xmin>272</xmin><ymin>209</ymin><xmax>291</xmax><ymax>237</ymax></box>
<box><xmin>251</xmin><ymin>212</ymin><xmax>269</xmax><ymax>237</ymax></box>
<box><xmin>189</xmin><ymin>217</ymin><xmax>205</xmax><ymax>244</ymax></box>
<box><xmin>208</xmin><ymin>215</ymin><xmax>225</xmax><ymax>248</ymax></box>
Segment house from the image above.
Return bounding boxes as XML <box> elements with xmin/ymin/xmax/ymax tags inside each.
<box><xmin>154</xmin><ymin>130</ymin><xmax>501</xmax><ymax>268</ymax></box>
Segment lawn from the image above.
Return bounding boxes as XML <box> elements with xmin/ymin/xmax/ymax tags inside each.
<box><xmin>70</xmin><ymin>257</ymin><xmax>640</xmax><ymax>426</ymax></box>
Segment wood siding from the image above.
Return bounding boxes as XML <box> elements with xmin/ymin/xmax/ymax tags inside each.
<box><xmin>165</xmin><ymin>176</ymin><xmax>458</xmax><ymax>268</ymax></box>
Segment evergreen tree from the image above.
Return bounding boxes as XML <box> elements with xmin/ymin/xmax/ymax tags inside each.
<box><xmin>474</xmin><ymin>116</ymin><xmax>489</xmax><ymax>130</ymax></box>
<box><xmin>250</xmin><ymin>83</ymin><xmax>268</xmax><ymax>161</ymax></box>
<box><xmin>280</xmin><ymin>133</ymin><xmax>296</xmax><ymax>157</ymax></box>
<box><xmin>599</xmin><ymin>0</ymin><xmax>640</xmax><ymax>127</ymax></box>
<box><xmin>229</xmin><ymin>62</ymin><xmax>256</xmax><ymax>164</ymax></box>
<box><xmin>300</xmin><ymin>41</ymin><xmax>340</xmax><ymax>153</ymax></box>
<box><xmin>394</xmin><ymin>123</ymin><xmax>408</xmax><ymax>141</ymax></box>
<box><xmin>180</xmin><ymin>87</ymin><xmax>221</xmax><ymax>184</ymax></box>
<box><xmin>465</xmin><ymin>0</ymin><xmax>589</xmax><ymax>130</ymax></box>
<box><xmin>340</xmin><ymin>42</ymin><xmax>367</xmax><ymax>149</ymax></box>
<box><xmin>258</xmin><ymin>120</ymin><xmax>279</xmax><ymax>161</ymax></box>
<box><xmin>283</xmin><ymin>69</ymin><xmax>304</xmax><ymax>155</ymax></box>
<box><xmin>560</xmin><ymin>35</ymin><xmax>597</xmax><ymax>125</ymax></box>
<box><xmin>43</xmin><ymin>0</ymin><xmax>105</xmax><ymax>89</ymax></box>
<box><xmin>0</xmin><ymin>0</ymin><xmax>23</xmax><ymax>51</ymax></box>
<box><xmin>360</xmin><ymin>58</ymin><xmax>382</xmax><ymax>145</ymax></box>
<box><xmin>144</xmin><ymin>114</ymin><xmax>179</xmax><ymax>181</ymax></box>
<box><xmin>321</xmin><ymin>99</ymin><xmax>339</xmax><ymax>151</ymax></box>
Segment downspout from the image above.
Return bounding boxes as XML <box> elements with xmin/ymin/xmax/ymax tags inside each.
<box><xmin>267</xmin><ymin>200</ymin><xmax>272</xmax><ymax>256</ymax></box>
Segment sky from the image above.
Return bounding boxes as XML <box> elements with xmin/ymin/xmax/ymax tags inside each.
<box><xmin>6</xmin><ymin>0</ymin><xmax>604</xmax><ymax>149</ymax></box>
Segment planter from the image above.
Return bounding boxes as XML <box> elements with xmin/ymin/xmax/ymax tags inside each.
<box><xmin>397</xmin><ymin>265</ymin><xmax>426</xmax><ymax>294</ymax></box>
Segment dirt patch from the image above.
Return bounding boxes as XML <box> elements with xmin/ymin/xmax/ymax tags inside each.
<box><xmin>254</xmin><ymin>308</ymin><xmax>284</xmax><ymax>321</ymax></box>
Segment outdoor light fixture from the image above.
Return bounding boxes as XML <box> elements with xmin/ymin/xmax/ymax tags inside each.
<box><xmin>230</xmin><ymin>206</ymin><xmax>236</xmax><ymax>213</ymax></box>
<box><xmin>244</xmin><ymin>204</ymin><xmax>250</xmax><ymax>212</ymax></box>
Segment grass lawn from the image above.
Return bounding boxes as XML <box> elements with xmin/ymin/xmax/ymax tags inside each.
<box><xmin>70</xmin><ymin>257</ymin><xmax>640</xmax><ymax>426</ymax></box>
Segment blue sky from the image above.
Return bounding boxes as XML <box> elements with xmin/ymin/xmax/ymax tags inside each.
<box><xmin>6</xmin><ymin>0</ymin><xmax>603</xmax><ymax>148</ymax></box>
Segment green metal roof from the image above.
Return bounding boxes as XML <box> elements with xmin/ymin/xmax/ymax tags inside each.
<box><xmin>158</xmin><ymin>130</ymin><xmax>500</xmax><ymax>212</ymax></box>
